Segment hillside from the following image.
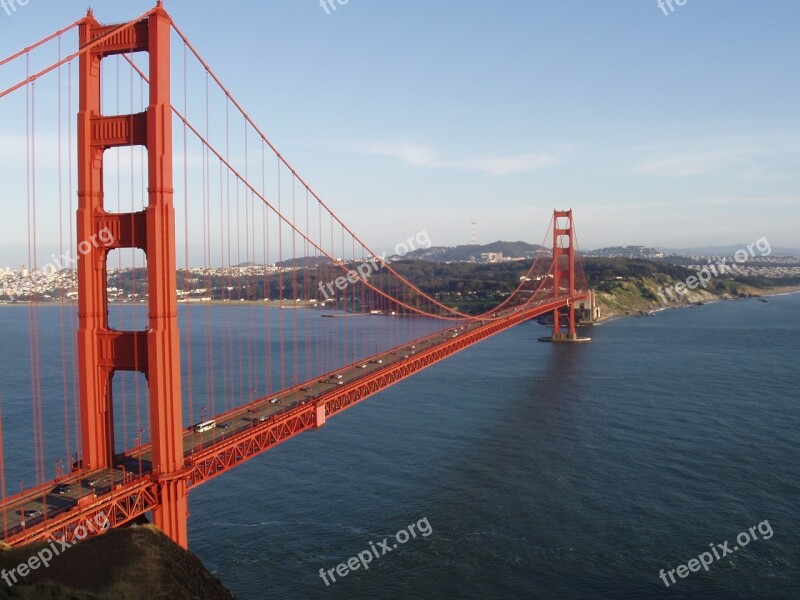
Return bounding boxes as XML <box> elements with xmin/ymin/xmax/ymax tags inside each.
<box><xmin>0</xmin><ymin>526</ymin><xmax>236</xmax><ymax>600</ymax></box>
<box><xmin>404</xmin><ymin>240</ymin><xmax>543</xmax><ymax>262</ymax></box>
<box><xmin>387</xmin><ymin>257</ymin><xmax>800</xmax><ymax>317</ymax></box>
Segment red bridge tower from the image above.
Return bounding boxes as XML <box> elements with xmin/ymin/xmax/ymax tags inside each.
<box><xmin>548</xmin><ymin>209</ymin><xmax>588</xmax><ymax>343</ymax></box>
<box><xmin>76</xmin><ymin>3</ymin><xmax>187</xmax><ymax>547</ymax></box>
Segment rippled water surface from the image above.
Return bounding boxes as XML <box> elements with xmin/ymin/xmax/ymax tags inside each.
<box><xmin>1</xmin><ymin>296</ymin><xmax>797</xmax><ymax>598</ymax></box>
<box><xmin>188</xmin><ymin>295</ymin><xmax>800</xmax><ymax>599</ymax></box>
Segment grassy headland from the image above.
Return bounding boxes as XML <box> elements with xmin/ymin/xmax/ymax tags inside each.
<box><xmin>387</xmin><ymin>258</ymin><xmax>800</xmax><ymax>319</ymax></box>
<box><xmin>0</xmin><ymin>526</ymin><xmax>236</xmax><ymax>600</ymax></box>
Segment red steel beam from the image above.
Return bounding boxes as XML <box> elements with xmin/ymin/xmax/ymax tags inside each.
<box><xmin>184</xmin><ymin>297</ymin><xmax>580</xmax><ymax>489</ymax></box>
<box><xmin>1</xmin><ymin>295</ymin><xmax>587</xmax><ymax>546</ymax></box>
<box><xmin>3</xmin><ymin>480</ymin><xmax>159</xmax><ymax>547</ymax></box>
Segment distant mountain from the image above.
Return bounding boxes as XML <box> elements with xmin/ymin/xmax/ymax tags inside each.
<box><xmin>267</xmin><ymin>243</ymin><xmax>544</xmax><ymax>268</ymax></box>
<box><xmin>401</xmin><ymin>241</ymin><xmax>544</xmax><ymax>263</ymax></box>
<box><xmin>258</xmin><ymin>242</ymin><xmax>800</xmax><ymax>269</ymax></box>
<box><xmin>654</xmin><ymin>245</ymin><xmax>800</xmax><ymax>257</ymax></box>
<box><xmin>272</xmin><ymin>256</ymin><xmax>332</xmax><ymax>268</ymax></box>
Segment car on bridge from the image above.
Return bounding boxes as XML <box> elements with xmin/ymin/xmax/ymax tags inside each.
<box><xmin>16</xmin><ymin>508</ymin><xmax>43</xmax><ymax>527</ymax></box>
<box><xmin>52</xmin><ymin>484</ymin><xmax>70</xmax><ymax>495</ymax></box>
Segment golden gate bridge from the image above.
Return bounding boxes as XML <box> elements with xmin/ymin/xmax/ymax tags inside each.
<box><xmin>0</xmin><ymin>3</ymin><xmax>591</xmax><ymax>549</ymax></box>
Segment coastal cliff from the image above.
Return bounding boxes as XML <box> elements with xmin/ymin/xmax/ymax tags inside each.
<box><xmin>0</xmin><ymin>526</ymin><xmax>235</xmax><ymax>600</ymax></box>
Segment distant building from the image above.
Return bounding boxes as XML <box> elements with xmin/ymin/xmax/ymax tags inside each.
<box><xmin>480</xmin><ymin>252</ymin><xmax>504</xmax><ymax>263</ymax></box>
<box><xmin>575</xmin><ymin>291</ymin><xmax>601</xmax><ymax>322</ymax></box>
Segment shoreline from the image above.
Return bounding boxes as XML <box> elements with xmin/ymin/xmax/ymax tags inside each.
<box><xmin>2</xmin><ymin>286</ymin><xmax>799</xmax><ymax>319</ymax></box>
<box><xmin>593</xmin><ymin>285</ymin><xmax>800</xmax><ymax>325</ymax></box>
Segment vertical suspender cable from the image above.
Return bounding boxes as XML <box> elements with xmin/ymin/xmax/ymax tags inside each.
<box><xmin>57</xmin><ymin>36</ymin><xmax>72</xmax><ymax>466</ymax></box>
<box><xmin>68</xmin><ymin>58</ymin><xmax>80</xmax><ymax>463</ymax></box>
<box><xmin>289</xmin><ymin>176</ymin><xmax>300</xmax><ymax>385</ymax></box>
<box><xmin>183</xmin><ymin>41</ymin><xmax>194</xmax><ymax>425</ymax></box>
<box><xmin>0</xmin><ymin>395</ymin><xmax>6</xmax><ymax>536</ymax></box>
<box><xmin>262</xmin><ymin>140</ymin><xmax>272</xmax><ymax>395</ymax></box>
<box><xmin>243</xmin><ymin>118</ymin><xmax>254</xmax><ymax>401</ymax></box>
<box><xmin>116</xmin><ymin>56</ymin><xmax>127</xmax><ymax>452</ymax></box>
<box><xmin>277</xmin><ymin>159</ymin><xmax>285</xmax><ymax>389</ymax></box>
<box><xmin>203</xmin><ymin>70</ymin><xmax>214</xmax><ymax>416</ymax></box>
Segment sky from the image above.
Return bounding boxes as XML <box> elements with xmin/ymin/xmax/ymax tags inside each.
<box><xmin>0</xmin><ymin>0</ymin><xmax>798</xmax><ymax>264</ymax></box>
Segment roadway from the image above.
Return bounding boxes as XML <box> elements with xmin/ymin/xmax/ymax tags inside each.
<box><xmin>0</xmin><ymin>298</ymin><xmax>583</xmax><ymax>544</ymax></box>
<box><xmin>0</xmin><ymin>312</ymin><xmax>493</xmax><ymax>540</ymax></box>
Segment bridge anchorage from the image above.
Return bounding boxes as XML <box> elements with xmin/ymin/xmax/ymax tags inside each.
<box><xmin>0</xmin><ymin>2</ymin><xmax>593</xmax><ymax>551</ymax></box>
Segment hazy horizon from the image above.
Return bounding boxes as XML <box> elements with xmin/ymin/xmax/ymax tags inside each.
<box><xmin>1</xmin><ymin>1</ymin><xmax>797</xmax><ymax>265</ymax></box>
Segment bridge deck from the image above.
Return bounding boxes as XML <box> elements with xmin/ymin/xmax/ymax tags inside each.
<box><xmin>0</xmin><ymin>295</ymin><xmax>585</xmax><ymax>546</ymax></box>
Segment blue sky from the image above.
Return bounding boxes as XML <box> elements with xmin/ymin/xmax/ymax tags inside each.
<box><xmin>1</xmin><ymin>0</ymin><xmax>798</xmax><ymax>262</ymax></box>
